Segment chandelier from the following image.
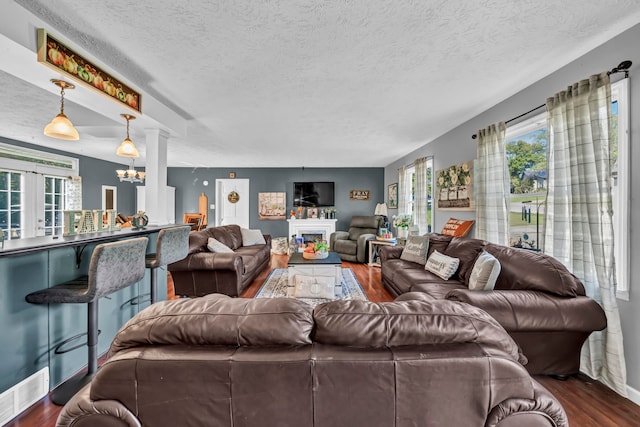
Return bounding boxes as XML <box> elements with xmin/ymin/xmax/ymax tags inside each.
<box><xmin>116</xmin><ymin>159</ymin><xmax>145</xmax><ymax>183</ymax></box>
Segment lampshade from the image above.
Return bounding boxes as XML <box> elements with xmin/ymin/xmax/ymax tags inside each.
<box><xmin>44</xmin><ymin>79</ymin><xmax>79</xmax><ymax>141</ymax></box>
<box><xmin>116</xmin><ymin>114</ymin><xmax>139</xmax><ymax>158</ymax></box>
<box><xmin>374</xmin><ymin>202</ymin><xmax>388</xmax><ymax>216</ymax></box>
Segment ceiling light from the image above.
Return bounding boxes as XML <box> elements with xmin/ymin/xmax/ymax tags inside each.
<box><xmin>116</xmin><ymin>114</ymin><xmax>139</xmax><ymax>158</ymax></box>
<box><xmin>44</xmin><ymin>79</ymin><xmax>79</xmax><ymax>141</ymax></box>
<box><xmin>116</xmin><ymin>159</ymin><xmax>145</xmax><ymax>183</ymax></box>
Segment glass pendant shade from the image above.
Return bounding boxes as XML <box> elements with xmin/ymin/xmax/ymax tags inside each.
<box><xmin>116</xmin><ymin>138</ymin><xmax>140</xmax><ymax>157</ymax></box>
<box><xmin>44</xmin><ymin>113</ymin><xmax>79</xmax><ymax>140</ymax></box>
<box><xmin>44</xmin><ymin>79</ymin><xmax>79</xmax><ymax>141</ymax></box>
<box><xmin>116</xmin><ymin>114</ymin><xmax>139</xmax><ymax>158</ymax></box>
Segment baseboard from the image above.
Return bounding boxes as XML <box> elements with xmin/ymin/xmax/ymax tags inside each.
<box><xmin>627</xmin><ymin>383</ymin><xmax>640</xmax><ymax>405</ymax></box>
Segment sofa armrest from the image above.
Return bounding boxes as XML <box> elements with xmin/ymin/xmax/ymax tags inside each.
<box><xmin>357</xmin><ymin>233</ymin><xmax>376</xmax><ymax>263</ymax></box>
<box><xmin>485</xmin><ymin>378</ymin><xmax>568</xmax><ymax>427</ymax></box>
<box><xmin>56</xmin><ymin>383</ymin><xmax>141</xmax><ymax>427</ymax></box>
<box><xmin>330</xmin><ymin>231</ymin><xmax>349</xmax><ymax>251</ymax></box>
<box><xmin>168</xmin><ymin>251</ymin><xmax>242</xmax><ymax>272</ymax></box>
<box><xmin>379</xmin><ymin>245</ymin><xmax>404</xmax><ymax>262</ymax></box>
<box><xmin>263</xmin><ymin>234</ymin><xmax>272</xmax><ymax>247</ymax></box>
<box><xmin>445</xmin><ymin>289</ymin><xmax>607</xmax><ymax>333</ymax></box>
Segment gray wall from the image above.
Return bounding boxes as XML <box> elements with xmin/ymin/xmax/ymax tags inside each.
<box><xmin>384</xmin><ymin>23</ymin><xmax>640</xmax><ymax>394</ymax></box>
<box><xmin>168</xmin><ymin>167</ymin><xmax>384</xmax><ymax>237</ymax></box>
<box><xmin>0</xmin><ymin>137</ymin><xmax>138</xmax><ymax>215</ymax></box>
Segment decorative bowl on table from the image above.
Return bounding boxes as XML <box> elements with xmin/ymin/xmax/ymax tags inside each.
<box><xmin>303</xmin><ymin>251</ymin><xmax>329</xmax><ymax>260</ymax></box>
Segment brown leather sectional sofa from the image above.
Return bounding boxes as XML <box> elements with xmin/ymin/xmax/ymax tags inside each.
<box><xmin>57</xmin><ymin>294</ymin><xmax>568</xmax><ymax>427</ymax></box>
<box><xmin>380</xmin><ymin>233</ymin><xmax>607</xmax><ymax>376</ymax></box>
<box><xmin>168</xmin><ymin>224</ymin><xmax>271</xmax><ymax>297</ymax></box>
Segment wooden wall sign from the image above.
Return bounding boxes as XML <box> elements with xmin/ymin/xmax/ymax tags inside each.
<box><xmin>350</xmin><ymin>190</ymin><xmax>370</xmax><ymax>200</ymax></box>
<box><xmin>37</xmin><ymin>28</ymin><xmax>142</xmax><ymax>112</ymax></box>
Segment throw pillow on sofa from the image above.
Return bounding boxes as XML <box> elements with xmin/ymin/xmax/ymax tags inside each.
<box><xmin>400</xmin><ymin>235</ymin><xmax>430</xmax><ymax>265</ymax></box>
<box><xmin>468</xmin><ymin>250</ymin><xmax>501</xmax><ymax>291</ymax></box>
<box><xmin>425</xmin><ymin>250</ymin><xmax>460</xmax><ymax>280</ymax></box>
<box><xmin>207</xmin><ymin>237</ymin><xmax>234</xmax><ymax>253</ymax></box>
<box><xmin>241</xmin><ymin>228</ymin><xmax>267</xmax><ymax>246</ymax></box>
<box><xmin>441</xmin><ymin>217</ymin><xmax>475</xmax><ymax>237</ymax></box>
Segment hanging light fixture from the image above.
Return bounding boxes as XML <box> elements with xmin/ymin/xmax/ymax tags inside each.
<box><xmin>115</xmin><ymin>113</ymin><xmax>139</xmax><ymax>158</ymax></box>
<box><xmin>44</xmin><ymin>79</ymin><xmax>79</xmax><ymax>140</ymax></box>
<box><xmin>116</xmin><ymin>159</ymin><xmax>145</xmax><ymax>183</ymax></box>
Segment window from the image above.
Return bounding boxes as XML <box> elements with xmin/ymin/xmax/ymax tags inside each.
<box><xmin>400</xmin><ymin>157</ymin><xmax>434</xmax><ymax>234</ymax></box>
<box><xmin>0</xmin><ymin>143</ymin><xmax>79</xmax><ymax>239</ymax></box>
<box><xmin>503</xmin><ymin>79</ymin><xmax>629</xmax><ymax>299</ymax></box>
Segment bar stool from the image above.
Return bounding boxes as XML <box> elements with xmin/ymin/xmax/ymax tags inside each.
<box><xmin>25</xmin><ymin>236</ymin><xmax>148</xmax><ymax>405</ymax></box>
<box><xmin>145</xmin><ymin>225</ymin><xmax>191</xmax><ymax>303</ymax></box>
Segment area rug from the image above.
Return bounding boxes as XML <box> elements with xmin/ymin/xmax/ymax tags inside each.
<box><xmin>255</xmin><ymin>268</ymin><xmax>368</xmax><ymax>308</ymax></box>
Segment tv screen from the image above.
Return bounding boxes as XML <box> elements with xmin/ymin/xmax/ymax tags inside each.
<box><xmin>293</xmin><ymin>182</ymin><xmax>335</xmax><ymax>207</ymax></box>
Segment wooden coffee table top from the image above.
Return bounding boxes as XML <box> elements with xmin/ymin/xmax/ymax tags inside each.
<box><xmin>288</xmin><ymin>251</ymin><xmax>342</xmax><ymax>266</ymax></box>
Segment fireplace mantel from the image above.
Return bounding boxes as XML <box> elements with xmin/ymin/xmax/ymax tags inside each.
<box><xmin>287</xmin><ymin>219</ymin><xmax>337</xmax><ymax>243</ymax></box>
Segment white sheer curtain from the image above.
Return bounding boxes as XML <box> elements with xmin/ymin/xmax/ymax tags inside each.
<box><xmin>414</xmin><ymin>157</ymin><xmax>428</xmax><ymax>234</ymax></box>
<box><xmin>543</xmin><ymin>72</ymin><xmax>626</xmax><ymax>395</ymax></box>
<box><xmin>475</xmin><ymin>122</ymin><xmax>509</xmax><ymax>245</ymax></box>
<box><xmin>398</xmin><ymin>165</ymin><xmax>409</xmax><ymax>217</ymax></box>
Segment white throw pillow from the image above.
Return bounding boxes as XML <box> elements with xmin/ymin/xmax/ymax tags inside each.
<box><xmin>207</xmin><ymin>237</ymin><xmax>234</xmax><ymax>253</ymax></box>
<box><xmin>424</xmin><ymin>250</ymin><xmax>460</xmax><ymax>280</ymax></box>
<box><xmin>468</xmin><ymin>251</ymin><xmax>501</xmax><ymax>291</ymax></box>
<box><xmin>400</xmin><ymin>235</ymin><xmax>430</xmax><ymax>265</ymax></box>
<box><xmin>293</xmin><ymin>275</ymin><xmax>336</xmax><ymax>299</ymax></box>
<box><xmin>241</xmin><ymin>228</ymin><xmax>267</xmax><ymax>246</ymax></box>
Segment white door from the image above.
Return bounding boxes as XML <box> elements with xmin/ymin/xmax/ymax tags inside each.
<box><xmin>215</xmin><ymin>179</ymin><xmax>250</xmax><ymax>228</ymax></box>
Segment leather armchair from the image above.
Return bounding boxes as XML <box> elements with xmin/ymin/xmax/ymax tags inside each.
<box><xmin>330</xmin><ymin>215</ymin><xmax>384</xmax><ymax>263</ymax></box>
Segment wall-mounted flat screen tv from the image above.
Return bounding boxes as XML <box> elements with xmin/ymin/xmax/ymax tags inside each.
<box><xmin>293</xmin><ymin>182</ymin><xmax>335</xmax><ymax>207</ymax></box>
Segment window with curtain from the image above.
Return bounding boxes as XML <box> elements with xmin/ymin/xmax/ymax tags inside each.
<box><xmin>398</xmin><ymin>158</ymin><xmax>434</xmax><ymax>234</ymax></box>
<box><xmin>0</xmin><ymin>143</ymin><xmax>79</xmax><ymax>239</ymax></box>
<box><xmin>501</xmin><ymin>79</ymin><xmax>629</xmax><ymax>299</ymax></box>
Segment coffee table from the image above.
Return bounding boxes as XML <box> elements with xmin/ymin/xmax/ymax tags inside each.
<box><xmin>287</xmin><ymin>251</ymin><xmax>343</xmax><ymax>285</ymax></box>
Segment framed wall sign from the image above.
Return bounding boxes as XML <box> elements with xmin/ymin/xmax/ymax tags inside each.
<box><xmin>258</xmin><ymin>192</ymin><xmax>286</xmax><ymax>220</ymax></box>
<box><xmin>349</xmin><ymin>190</ymin><xmax>370</xmax><ymax>200</ymax></box>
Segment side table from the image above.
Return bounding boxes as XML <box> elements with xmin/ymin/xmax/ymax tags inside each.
<box><xmin>368</xmin><ymin>239</ymin><xmax>397</xmax><ymax>267</ymax></box>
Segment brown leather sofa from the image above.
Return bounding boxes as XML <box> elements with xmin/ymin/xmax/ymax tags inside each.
<box><xmin>379</xmin><ymin>233</ymin><xmax>607</xmax><ymax>376</ymax></box>
<box><xmin>57</xmin><ymin>294</ymin><xmax>568</xmax><ymax>427</ymax></box>
<box><xmin>168</xmin><ymin>224</ymin><xmax>271</xmax><ymax>297</ymax></box>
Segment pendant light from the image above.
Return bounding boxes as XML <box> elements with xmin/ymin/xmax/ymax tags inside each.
<box><xmin>116</xmin><ymin>113</ymin><xmax>139</xmax><ymax>158</ymax></box>
<box><xmin>44</xmin><ymin>79</ymin><xmax>79</xmax><ymax>141</ymax></box>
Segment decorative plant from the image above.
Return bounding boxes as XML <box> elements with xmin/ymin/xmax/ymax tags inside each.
<box><xmin>392</xmin><ymin>214</ymin><xmax>412</xmax><ymax>228</ymax></box>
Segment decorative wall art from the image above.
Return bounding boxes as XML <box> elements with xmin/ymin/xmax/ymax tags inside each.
<box><xmin>349</xmin><ymin>190</ymin><xmax>370</xmax><ymax>200</ymax></box>
<box><xmin>307</xmin><ymin>207</ymin><xmax>319</xmax><ymax>219</ymax></box>
<box><xmin>258</xmin><ymin>192</ymin><xmax>286</xmax><ymax>220</ymax></box>
<box><xmin>436</xmin><ymin>160</ymin><xmax>475</xmax><ymax>210</ymax></box>
<box><xmin>37</xmin><ymin>29</ymin><xmax>142</xmax><ymax>112</ymax></box>
<box><xmin>388</xmin><ymin>183</ymin><xmax>398</xmax><ymax>209</ymax></box>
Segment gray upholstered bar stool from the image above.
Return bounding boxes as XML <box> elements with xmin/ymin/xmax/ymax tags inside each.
<box><xmin>145</xmin><ymin>225</ymin><xmax>191</xmax><ymax>303</ymax></box>
<box><xmin>25</xmin><ymin>236</ymin><xmax>148</xmax><ymax>405</ymax></box>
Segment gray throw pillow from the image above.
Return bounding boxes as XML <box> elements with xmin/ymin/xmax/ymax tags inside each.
<box><xmin>241</xmin><ymin>228</ymin><xmax>267</xmax><ymax>246</ymax></box>
<box><xmin>424</xmin><ymin>250</ymin><xmax>460</xmax><ymax>280</ymax></box>
<box><xmin>400</xmin><ymin>235</ymin><xmax>430</xmax><ymax>265</ymax></box>
<box><xmin>207</xmin><ymin>237</ymin><xmax>234</xmax><ymax>253</ymax></box>
<box><xmin>468</xmin><ymin>250</ymin><xmax>501</xmax><ymax>291</ymax></box>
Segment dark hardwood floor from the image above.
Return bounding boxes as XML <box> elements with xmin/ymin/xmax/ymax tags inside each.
<box><xmin>7</xmin><ymin>254</ymin><xmax>640</xmax><ymax>426</ymax></box>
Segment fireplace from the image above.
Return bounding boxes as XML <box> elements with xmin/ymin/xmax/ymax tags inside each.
<box><xmin>287</xmin><ymin>219</ymin><xmax>337</xmax><ymax>250</ymax></box>
<box><xmin>301</xmin><ymin>233</ymin><xmax>324</xmax><ymax>243</ymax></box>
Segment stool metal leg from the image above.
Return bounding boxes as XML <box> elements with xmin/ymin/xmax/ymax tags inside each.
<box><xmin>150</xmin><ymin>267</ymin><xmax>158</xmax><ymax>304</ymax></box>
<box><xmin>51</xmin><ymin>300</ymin><xmax>99</xmax><ymax>406</ymax></box>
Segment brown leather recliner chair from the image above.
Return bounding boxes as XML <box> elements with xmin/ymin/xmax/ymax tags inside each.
<box><xmin>330</xmin><ymin>215</ymin><xmax>384</xmax><ymax>263</ymax></box>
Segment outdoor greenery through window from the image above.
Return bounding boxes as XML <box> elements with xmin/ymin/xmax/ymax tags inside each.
<box><xmin>0</xmin><ymin>170</ymin><xmax>23</xmax><ymax>239</ymax></box>
<box><xmin>504</xmin><ymin>78</ymin><xmax>629</xmax><ymax>298</ymax></box>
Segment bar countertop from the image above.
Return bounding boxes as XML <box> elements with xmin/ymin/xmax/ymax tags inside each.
<box><xmin>0</xmin><ymin>225</ymin><xmax>175</xmax><ymax>258</ymax></box>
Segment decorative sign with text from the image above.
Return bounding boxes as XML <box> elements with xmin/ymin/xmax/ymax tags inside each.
<box><xmin>349</xmin><ymin>190</ymin><xmax>370</xmax><ymax>201</ymax></box>
<box><xmin>63</xmin><ymin>209</ymin><xmax>119</xmax><ymax>236</ymax></box>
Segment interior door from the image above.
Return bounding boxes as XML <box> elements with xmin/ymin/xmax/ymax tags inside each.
<box><xmin>215</xmin><ymin>179</ymin><xmax>249</xmax><ymax>228</ymax></box>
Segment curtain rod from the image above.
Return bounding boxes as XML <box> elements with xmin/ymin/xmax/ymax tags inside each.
<box><xmin>471</xmin><ymin>59</ymin><xmax>632</xmax><ymax>140</ymax></box>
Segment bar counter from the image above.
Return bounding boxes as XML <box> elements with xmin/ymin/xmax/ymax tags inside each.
<box><xmin>0</xmin><ymin>225</ymin><xmax>175</xmax><ymax>398</ymax></box>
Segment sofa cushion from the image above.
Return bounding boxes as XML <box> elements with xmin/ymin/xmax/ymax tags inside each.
<box><xmin>209</xmin><ymin>224</ymin><xmax>244</xmax><ymax>250</ymax></box>
<box><xmin>484</xmin><ymin>244</ymin><xmax>584</xmax><ymax>297</ymax></box>
<box><xmin>411</xmin><ymin>281</ymin><xmax>467</xmax><ymax>299</ymax></box>
<box><xmin>443</xmin><ymin>237</ymin><xmax>487</xmax><ymax>282</ymax></box>
<box><xmin>426</xmin><ymin>233</ymin><xmax>453</xmax><ymax>258</ymax></box>
<box><xmin>441</xmin><ymin>218</ymin><xmax>475</xmax><ymax>237</ymax></box>
<box><xmin>468</xmin><ymin>251</ymin><xmax>501</xmax><ymax>291</ymax></box>
<box><xmin>241</xmin><ymin>228</ymin><xmax>267</xmax><ymax>246</ymax></box>
<box><xmin>425</xmin><ymin>250</ymin><xmax>459</xmax><ymax>280</ymax></box>
<box><xmin>312</xmin><ymin>299</ymin><xmax>525</xmax><ymax>364</ymax></box>
<box><xmin>207</xmin><ymin>237</ymin><xmax>234</xmax><ymax>253</ymax></box>
<box><xmin>400</xmin><ymin>235</ymin><xmax>429</xmax><ymax>265</ymax></box>
<box><xmin>109</xmin><ymin>294</ymin><xmax>314</xmax><ymax>356</ymax></box>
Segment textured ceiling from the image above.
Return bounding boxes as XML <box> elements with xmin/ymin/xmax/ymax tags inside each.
<box><xmin>3</xmin><ymin>0</ymin><xmax>640</xmax><ymax>167</ymax></box>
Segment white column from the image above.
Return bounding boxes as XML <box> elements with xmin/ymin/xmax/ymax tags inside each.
<box><xmin>144</xmin><ymin>128</ymin><xmax>169</xmax><ymax>225</ymax></box>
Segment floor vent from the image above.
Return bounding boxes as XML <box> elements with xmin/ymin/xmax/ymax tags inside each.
<box><xmin>0</xmin><ymin>367</ymin><xmax>49</xmax><ymax>426</ymax></box>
